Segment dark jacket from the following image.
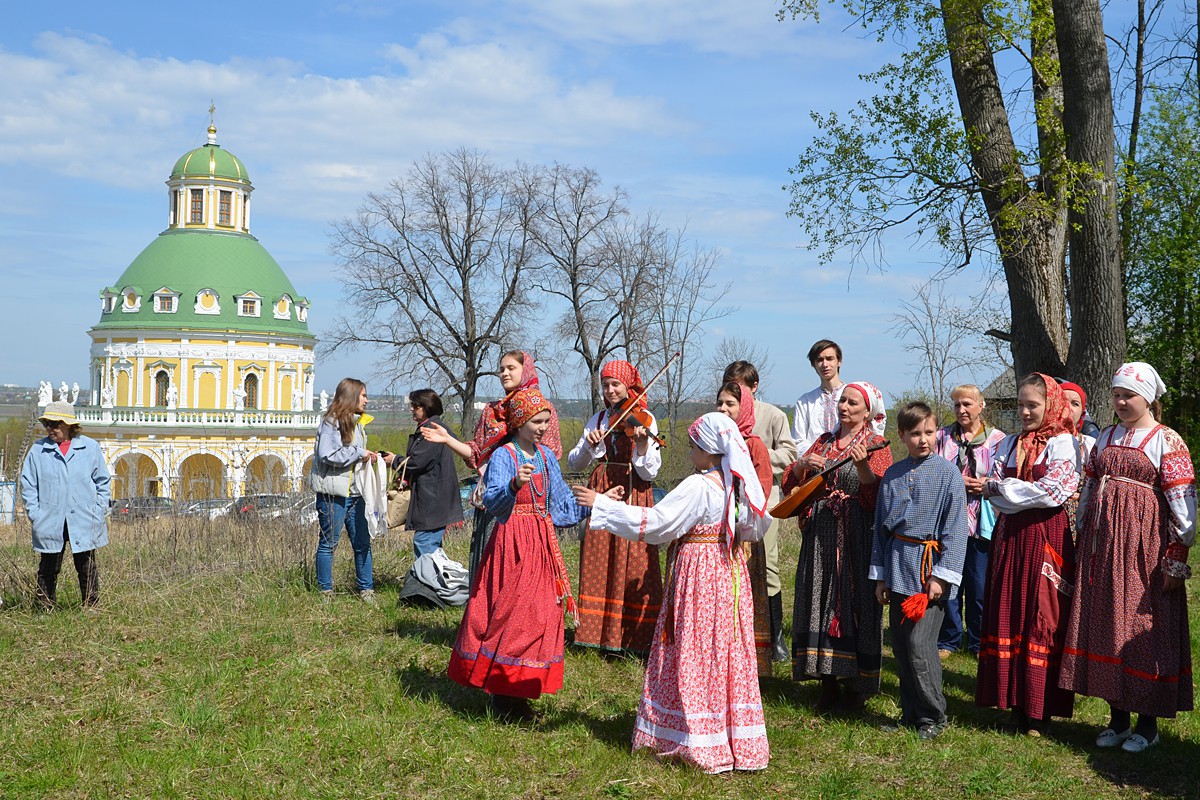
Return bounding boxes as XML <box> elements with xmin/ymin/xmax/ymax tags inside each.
<box><xmin>404</xmin><ymin>416</ymin><xmax>465</xmax><ymax>531</ymax></box>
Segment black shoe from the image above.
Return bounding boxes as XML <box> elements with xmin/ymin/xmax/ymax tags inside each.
<box><xmin>918</xmin><ymin>722</ymin><xmax>945</xmax><ymax>740</ymax></box>
<box><xmin>490</xmin><ymin>694</ymin><xmax>536</xmax><ymax>722</ymax></box>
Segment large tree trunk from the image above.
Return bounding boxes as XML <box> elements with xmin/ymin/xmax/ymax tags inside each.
<box><xmin>941</xmin><ymin>0</ymin><xmax>1069</xmax><ymax>378</ymax></box>
<box><xmin>1054</xmin><ymin>0</ymin><xmax>1127</xmax><ymax>424</ymax></box>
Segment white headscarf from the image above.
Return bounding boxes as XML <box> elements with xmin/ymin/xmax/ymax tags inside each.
<box><xmin>842</xmin><ymin>381</ymin><xmax>887</xmax><ymax>438</ymax></box>
<box><xmin>688</xmin><ymin>412</ymin><xmax>767</xmax><ymax>553</ymax></box>
<box><xmin>1112</xmin><ymin>362</ymin><xmax>1167</xmax><ymax>404</ymax></box>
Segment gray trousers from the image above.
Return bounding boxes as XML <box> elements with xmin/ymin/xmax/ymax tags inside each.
<box><xmin>889</xmin><ymin>594</ymin><xmax>947</xmax><ymax>726</ymax></box>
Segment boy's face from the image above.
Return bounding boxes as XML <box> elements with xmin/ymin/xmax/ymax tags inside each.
<box><xmin>810</xmin><ymin>347</ymin><xmax>840</xmax><ymax>382</ymax></box>
<box><xmin>901</xmin><ymin>416</ymin><xmax>938</xmax><ymax>458</ymax></box>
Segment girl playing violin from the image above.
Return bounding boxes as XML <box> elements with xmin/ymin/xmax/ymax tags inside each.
<box><xmin>567</xmin><ymin>360</ymin><xmax>663</xmax><ymax>655</ymax></box>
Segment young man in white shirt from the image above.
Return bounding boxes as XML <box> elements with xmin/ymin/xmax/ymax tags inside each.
<box><xmin>792</xmin><ymin>339</ymin><xmax>846</xmax><ymax>453</ymax></box>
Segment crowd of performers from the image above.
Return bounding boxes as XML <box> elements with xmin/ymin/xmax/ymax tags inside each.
<box><xmin>420</xmin><ymin>345</ymin><xmax>1194</xmax><ymax>774</ymax></box>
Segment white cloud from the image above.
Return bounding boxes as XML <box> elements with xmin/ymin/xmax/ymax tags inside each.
<box><xmin>0</xmin><ymin>31</ymin><xmax>682</xmax><ymax>214</ymax></box>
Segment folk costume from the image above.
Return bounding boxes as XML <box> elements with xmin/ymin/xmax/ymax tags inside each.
<box><xmin>568</xmin><ymin>360</ymin><xmax>662</xmax><ymax>655</ymax></box>
<box><xmin>934</xmin><ymin>421</ymin><xmax>1007</xmax><ymax>654</ymax></box>
<box><xmin>792</xmin><ymin>383</ymin><xmax>845</xmax><ymax>454</ymax></box>
<box><xmin>1057</xmin><ymin>380</ymin><xmax>1097</xmax><ymax>534</ymax></box>
<box><xmin>784</xmin><ymin>381</ymin><xmax>892</xmax><ymax>699</ymax></box>
<box><xmin>1060</xmin><ymin>363</ymin><xmax>1196</xmax><ymax>720</ymax></box>
<box><xmin>464</xmin><ymin>352</ymin><xmax>563</xmax><ymax>591</ymax></box>
<box><xmin>589</xmin><ymin>413</ymin><xmax>770</xmax><ymax>773</ymax></box>
<box><xmin>977</xmin><ymin>375</ymin><xmax>1080</xmax><ymax>726</ymax></box>
<box><xmin>448</xmin><ymin>389</ymin><xmax>585</xmax><ymax>702</ymax></box>
<box><xmin>869</xmin><ymin>453</ymin><xmax>969</xmax><ymax>729</ymax></box>
<box><xmin>727</xmin><ymin>383</ymin><xmax>777</xmax><ymax>675</ymax></box>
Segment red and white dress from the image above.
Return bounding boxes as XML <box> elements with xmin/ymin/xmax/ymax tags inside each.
<box><xmin>976</xmin><ymin>432</ymin><xmax>1080</xmax><ymax>719</ymax></box>
<box><xmin>1060</xmin><ymin>424</ymin><xmax>1196</xmax><ymax>717</ymax></box>
<box><xmin>590</xmin><ymin>472</ymin><xmax>769</xmax><ymax>774</ymax></box>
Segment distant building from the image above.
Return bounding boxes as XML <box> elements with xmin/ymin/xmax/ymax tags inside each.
<box><xmin>70</xmin><ymin>120</ymin><xmax>317</xmax><ymax>500</ymax></box>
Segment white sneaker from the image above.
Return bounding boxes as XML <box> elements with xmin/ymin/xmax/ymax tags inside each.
<box><xmin>360</xmin><ymin>590</ymin><xmax>378</xmax><ymax>607</ymax></box>
<box><xmin>1095</xmin><ymin>727</ymin><xmax>1132</xmax><ymax>748</ymax></box>
<box><xmin>1121</xmin><ymin>733</ymin><xmax>1159</xmax><ymax>753</ymax></box>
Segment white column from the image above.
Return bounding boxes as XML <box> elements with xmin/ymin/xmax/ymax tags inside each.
<box><xmin>180</xmin><ymin>338</ymin><xmax>190</xmax><ymax>409</ymax></box>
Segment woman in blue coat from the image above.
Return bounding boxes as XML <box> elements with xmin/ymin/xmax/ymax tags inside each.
<box><xmin>20</xmin><ymin>401</ymin><xmax>111</xmax><ymax>609</ymax></box>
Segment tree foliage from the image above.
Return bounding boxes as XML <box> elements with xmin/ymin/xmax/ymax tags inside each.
<box><xmin>1125</xmin><ymin>92</ymin><xmax>1200</xmax><ymax>446</ymax></box>
<box><xmin>779</xmin><ymin>0</ymin><xmax>1126</xmax><ymax>421</ymax></box>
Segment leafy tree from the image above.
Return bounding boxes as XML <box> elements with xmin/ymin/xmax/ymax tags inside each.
<box><xmin>1125</xmin><ymin>92</ymin><xmax>1200</xmax><ymax>445</ymax></box>
<box><xmin>779</xmin><ymin>0</ymin><xmax>1125</xmax><ymax>419</ymax></box>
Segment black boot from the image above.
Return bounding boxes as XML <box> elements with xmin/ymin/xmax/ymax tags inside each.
<box><xmin>769</xmin><ymin>593</ymin><xmax>789</xmax><ymax>662</ymax></box>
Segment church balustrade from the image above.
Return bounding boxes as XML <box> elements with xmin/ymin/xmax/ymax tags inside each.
<box><xmin>74</xmin><ymin>407</ymin><xmax>320</xmax><ymax>428</ymax></box>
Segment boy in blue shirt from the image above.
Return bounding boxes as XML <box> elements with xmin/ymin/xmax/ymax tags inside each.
<box><xmin>870</xmin><ymin>402</ymin><xmax>968</xmax><ymax>739</ymax></box>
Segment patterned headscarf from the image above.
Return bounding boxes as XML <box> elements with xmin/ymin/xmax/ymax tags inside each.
<box><xmin>689</xmin><ymin>413</ymin><xmax>768</xmax><ymax>555</ymax></box>
<box><xmin>1016</xmin><ymin>373</ymin><xmax>1074</xmax><ymax>482</ymax></box>
<box><xmin>842</xmin><ymin>381</ymin><xmax>887</xmax><ymax>438</ymax></box>
<box><xmin>502</xmin><ymin>387</ymin><xmax>552</xmax><ymax>430</ymax></box>
<box><xmin>601</xmin><ymin>360</ymin><xmax>647</xmax><ymax>410</ymax></box>
<box><xmin>1112</xmin><ymin>361</ymin><xmax>1167</xmax><ymax>404</ymax></box>
<box><xmin>1058</xmin><ymin>381</ymin><xmax>1087</xmax><ymax>435</ymax></box>
<box><xmin>719</xmin><ymin>382</ymin><xmax>758</xmax><ymax>440</ymax></box>
<box><xmin>515</xmin><ymin>351</ymin><xmax>540</xmax><ymax>391</ymax></box>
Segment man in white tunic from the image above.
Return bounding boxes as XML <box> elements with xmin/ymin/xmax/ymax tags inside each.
<box><xmin>792</xmin><ymin>339</ymin><xmax>846</xmax><ymax>453</ymax></box>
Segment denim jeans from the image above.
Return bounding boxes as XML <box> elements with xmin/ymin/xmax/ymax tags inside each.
<box><xmin>412</xmin><ymin>528</ymin><xmax>445</xmax><ymax>558</ymax></box>
<box><xmin>315</xmin><ymin>493</ymin><xmax>373</xmax><ymax>592</ymax></box>
<box><xmin>938</xmin><ymin>535</ymin><xmax>989</xmax><ymax>653</ymax></box>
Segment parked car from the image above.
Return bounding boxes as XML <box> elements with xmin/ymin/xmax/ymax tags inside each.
<box><xmin>111</xmin><ymin>496</ymin><xmax>175</xmax><ymax>521</ymax></box>
<box><xmin>231</xmin><ymin>494</ymin><xmax>295</xmax><ymax>521</ymax></box>
<box><xmin>177</xmin><ymin>498</ymin><xmax>235</xmax><ymax>520</ymax></box>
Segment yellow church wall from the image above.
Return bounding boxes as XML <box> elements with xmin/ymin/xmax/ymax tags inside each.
<box><xmin>197</xmin><ymin>371</ymin><xmax>218</xmax><ymax>408</ymax></box>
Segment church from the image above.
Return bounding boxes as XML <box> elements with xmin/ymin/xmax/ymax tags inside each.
<box><xmin>71</xmin><ymin>118</ymin><xmax>319</xmax><ymax>501</ymax></box>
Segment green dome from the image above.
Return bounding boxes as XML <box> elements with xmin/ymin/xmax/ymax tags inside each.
<box><xmin>170</xmin><ymin>143</ymin><xmax>250</xmax><ymax>183</ymax></box>
<box><xmin>93</xmin><ymin>229</ymin><xmax>311</xmax><ymax>338</ymax></box>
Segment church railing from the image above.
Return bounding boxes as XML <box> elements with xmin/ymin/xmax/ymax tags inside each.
<box><xmin>74</xmin><ymin>407</ymin><xmax>321</xmax><ymax>428</ymax></box>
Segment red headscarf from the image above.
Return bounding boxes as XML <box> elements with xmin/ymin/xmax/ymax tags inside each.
<box><xmin>1058</xmin><ymin>380</ymin><xmax>1087</xmax><ymax>435</ymax></box>
<box><xmin>502</xmin><ymin>387</ymin><xmax>552</xmax><ymax>430</ymax></box>
<box><xmin>601</xmin><ymin>360</ymin><xmax>647</xmax><ymax>410</ymax></box>
<box><xmin>471</xmin><ymin>351</ymin><xmax>562</xmax><ymax>467</ymax></box>
<box><xmin>1016</xmin><ymin>373</ymin><xmax>1074</xmax><ymax>481</ymax></box>
<box><xmin>725</xmin><ymin>382</ymin><xmax>757</xmax><ymax>440</ymax></box>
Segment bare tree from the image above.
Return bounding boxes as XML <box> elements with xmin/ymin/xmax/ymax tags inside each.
<box><xmin>328</xmin><ymin>148</ymin><xmax>539</xmax><ymax>432</ymax></box>
<box><xmin>890</xmin><ymin>281</ymin><xmax>980</xmax><ymax>417</ymax></box>
<box><xmin>527</xmin><ymin>164</ymin><xmax>630</xmax><ymax>410</ymax></box>
<box><xmin>704</xmin><ymin>336</ymin><xmax>774</xmax><ymax>395</ymax></box>
<box><xmin>642</xmin><ymin>232</ymin><xmax>734</xmax><ymax>430</ymax></box>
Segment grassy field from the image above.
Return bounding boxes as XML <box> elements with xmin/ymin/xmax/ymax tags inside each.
<box><xmin>0</xmin><ymin>514</ymin><xmax>1197</xmax><ymax>800</ymax></box>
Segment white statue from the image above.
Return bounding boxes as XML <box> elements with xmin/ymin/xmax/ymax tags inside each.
<box><xmin>166</xmin><ymin>383</ymin><xmax>178</xmax><ymax>409</ymax></box>
<box><xmin>101</xmin><ymin>382</ymin><xmax>115</xmax><ymax>408</ymax></box>
<box><xmin>70</xmin><ymin>382</ymin><xmax>80</xmax><ymax>405</ymax></box>
<box><xmin>233</xmin><ymin>388</ymin><xmax>246</xmax><ymax>411</ymax></box>
<box><xmin>319</xmin><ymin>390</ymin><xmax>329</xmax><ymax>413</ymax></box>
<box><xmin>37</xmin><ymin>381</ymin><xmax>52</xmax><ymax>407</ymax></box>
<box><xmin>58</xmin><ymin>381</ymin><xmax>69</xmax><ymax>402</ymax></box>
<box><xmin>291</xmin><ymin>386</ymin><xmax>304</xmax><ymax>411</ymax></box>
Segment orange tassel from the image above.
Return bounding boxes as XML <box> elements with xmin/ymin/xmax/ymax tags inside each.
<box><xmin>900</xmin><ymin>592</ymin><xmax>929</xmax><ymax>622</ymax></box>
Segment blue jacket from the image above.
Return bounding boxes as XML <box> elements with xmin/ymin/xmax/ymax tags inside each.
<box><xmin>20</xmin><ymin>434</ymin><xmax>111</xmax><ymax>553</ymax></box>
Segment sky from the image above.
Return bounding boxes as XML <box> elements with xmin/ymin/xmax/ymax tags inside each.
<box><xmin>0</xmin><ymin>0</ymin><xmax>1142</xmax><ymax>407</ymax></box>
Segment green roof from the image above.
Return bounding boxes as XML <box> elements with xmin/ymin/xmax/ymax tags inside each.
<box><xmin>170</xmin><ymin>143</ymin><xmax>249</xmax><ymax>183</ymax></box>
<box><xmin>92</xmin><ymin>229</ymin><xmax>313</xmax><ymax>338</ymax></box>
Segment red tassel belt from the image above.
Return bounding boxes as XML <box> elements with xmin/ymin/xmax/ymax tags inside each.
<box><xmin>681</xmin><ymin>531</ymin><xmax>725</xmax><ymax>544</ymax></box>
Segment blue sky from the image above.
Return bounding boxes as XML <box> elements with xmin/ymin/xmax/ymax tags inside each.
<box><xmin>2</xmin><ymin>0</ymin><xmax>1133</xmax><ymax>406</ymax></box>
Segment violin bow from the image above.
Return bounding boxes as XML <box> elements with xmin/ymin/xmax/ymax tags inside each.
<box><xmin>603</xmin><ymin>351</ymin><xmax>681</xmax><ymax>434</ymax></box>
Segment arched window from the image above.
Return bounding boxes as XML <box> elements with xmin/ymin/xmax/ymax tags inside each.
<box><xmin>244</xmin><ymin>373</ymin><xmax>258</xmax><ymax>410</ymax></box>
<box><xmin>154</xmin><ymin>371</ymin><xmax>170</xmax><ymax>407</ymax></box>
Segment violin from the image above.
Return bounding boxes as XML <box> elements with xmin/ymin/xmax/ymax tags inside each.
<box><xmin>600</xmin><ymin>352</ymin><xmax>680</xmax><ymax>449</ymax></box>
<box><xmin>769</xmin><ymin>441</ymin><xmax>891</xmax><ymax>519</ymax></box>
<box><xmin>607</xmin><ymin>395</ymin><xmax>666</xmax><ymax>448</ymax></box>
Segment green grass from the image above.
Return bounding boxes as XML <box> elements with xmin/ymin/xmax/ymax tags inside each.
<box><xmin>0</xmin><ymin>516</ymin><xmax>1197</xmax><ymax>799</ymax></box>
